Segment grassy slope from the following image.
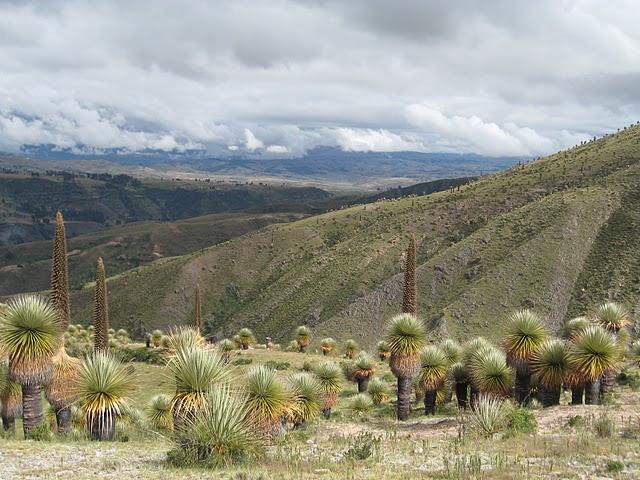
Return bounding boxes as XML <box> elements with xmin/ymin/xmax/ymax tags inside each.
<box><xmin>65</xmin><ymin>125</ymin><xmax>640</xmax><ymax>344</ymax></box>
<box><xmin>0</xmin><ymin>212</ymin><xmax>305</xmax><ymax>295</ymax></box>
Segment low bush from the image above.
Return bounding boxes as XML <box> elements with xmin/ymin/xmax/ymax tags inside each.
<box><xmin>469</xmin><ymin>395</ymin><xmax>507</xmax><ymax>437</ymax></box>
<box><xmin>343</xmin><ymin>432</ymin><xmax>381</xmax><ymax>461</ymax></box>
<box><xmin>506</xmin><ymin>406</ymin><xmax>537</xmax><ymax>435</ymax></box>
<box><xmin>264</xmin><ymin>360</ymin><xmax>290</xmax><ymax>371</ymax></box>
<box><xmin>232</xmin><ymin>357</ymin><xmax>253</xmax><ymax>366</ymax></box>
<box><xmin>606</xmin><ymin>459</ymin><xmax>624</xmax><ymax>473</ymax></box>
<box><xmin>116</xmin><ymin>346</ymin><xmax>165</xmax><ymax>365</ymax></box>
<box><xmin>594</xmin><ymin>412</ymin><xmax>614</xmax><ymax>438</ymax></box>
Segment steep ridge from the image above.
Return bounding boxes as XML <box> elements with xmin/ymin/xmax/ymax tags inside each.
<box><xmin>65</xmin><ymin>124</ymin><xmax>640</xmax><ymax>344</ymax></box>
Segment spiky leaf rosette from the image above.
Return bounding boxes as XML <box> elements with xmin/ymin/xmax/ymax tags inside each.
<box><xmin>320</xmin><ymin>337</ymin><xmax>337</xmax><ymax>355</ymax></box>
<box><xmin>563</xmin><ymin>317</ymin><xmax>591</xmax><ymax>339</ymax></box>
<box><xmin>0</xmin><ymin>295</ymin><xmax>59</xmax><ymax>385</ymax></box>
<box><xmin>530</xmin><ymin>339</ymin><xmax>569</xmax><ymax>388</ymax></box>
<box><xmin>449</xmin><ymin>362</ymin><xmax>469</xmax><ymax>383</ymax></box>
<box><xmin>50</xmin><ymin>211</ymin><xmax>71</xmax><ymax>331</ymax></box>
<box><xmin>631</xmin><ymin>341</ymin><xmax>640</xmax><ymax>367</ymax></box>
<box><xmin>350</xmin><ymin>393</ymin><xmax>373</xmax><ymax>414</ymax></box>
<box><xmin>0</xmin><ymin>360</ymin><xmax>22</xmax><ymax>418</ymax></box>
<box><xmin>418</xmin><ymin>345</ymin><xmax>449</xmax><ymax>390</ymax></box>
<box><xmin>194</xmin><ymin>284</ymin><xmax>202</xmax><ymax>334</ymax></box>
<box><xmin>314</xmin><ymin>362</ymin><xmax>343</xmax><ymax>410</ymax></box>
<box><xmin>594</xmin><ymin>302</ymin><xmax>629</xmax><ymax>334</ymax></box>
<box><xmin>238</xmin><ymin>328</ymin><xmax>256</xmax><ymax>349</ymax></box>
<box><xmin>167</xmin><ymin>326</ymin><xmax>205</xmax><ymax>355</ymax></box>
<box><xmin>287</xmin><ymin>372</ymin><xmax>321</xmax><ymax>424</ymax></box>
<box><xmin>146</xmin><ymin>394</ymin><xmax>173</xmax><ymax>431</ymax></box>
<box><xmin>244</xmin><ymin>365</ymin><xmax>291</xmax><ymax>436</ymax></box>
<box><xmin>77</xmin><ymin>352</ymin><xmax>133</xmax><ymax>437</ymax></box>
<box><xmin>295</xmin><ymin>325</ymin><xmax>311</xmax><ymax>348</ymax></box>
<box><xmin>376</xmin><ymin>340</ymin><xmax>391</xmax><ymax>359</ymax></box>
<box><xmin>93</xmin><ymin>257</ymin><xmax>109</xmax><ymax>353</ymax></box>
<box><xmin>352</xmin><ymin>352</ymin><xmax>376</xmax><ymax>380</ymax></box>
<box><xmin>45</xmin><ymin>348</ymin><xmax>81</xmax><ymax>409</ymax></box>
<box><xmin>344</xmin><ymin>339</ymin><xmax>358</xmax><ymax>358</ymax></box>
<box><xmin>386</xmin><ymin>314</ymin><xmax>426</xmax><ymax>378</ymax></box>
<box><xmin>462</xmin><ymin>337</ymin><xmax>492</xmax><ymax>365</ymax></box>
<box><xmin>568</xmin><ymin>325</ymin><xmax>619</xmax><ymax>382</ymax></box>
<box><xmin>218</xmin><ymin>338</ymin><xmax>236</xmax><ymax>353</ymax></box>
<box><xmin>174</xmin><ymin>385</ymin><xmax>258</xmax><ymax>468</ymax></box>
<box><xmin>367</xmin><ymin>378</ymin><xmax>390</xmax><ymax>405</ymax></box>
<box><xmin>402</xmin><ymin>235</ymin><xmax>417</xmax><ymax>315</ymax></box>
<box><xmin>469</xmin><ymin>347</ymin><xmax>514</xmax><ymax>396</ymax></box>
<box><xmin>168</xmin><ymin>347</ymin><xmax>230</xmax><ymax>421</ymax></box>
<box><xmin>503</xmin><ymin>310</ymin><xmax>548</xmax><ymax>369</ymax></box>
<box><xmin>439</xmin><ymin>339</ymin><xmax>462</xmax><ymax>365</ymax></box>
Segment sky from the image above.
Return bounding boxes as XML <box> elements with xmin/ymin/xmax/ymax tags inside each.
<box><xmin>1</xmin><ymin>0</ymin><xmax>639</xmax><ymax>158</ymax></box>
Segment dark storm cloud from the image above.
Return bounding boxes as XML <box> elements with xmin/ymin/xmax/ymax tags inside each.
<box><xmin>0</xmin><ymin>0</ymin><xmax>638</xmax><ymax>156</ymax></box>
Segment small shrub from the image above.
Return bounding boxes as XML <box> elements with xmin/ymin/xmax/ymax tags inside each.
<box><xmin>343</xmin><ymin>432</ymin><xmax>381</xmax><ymax>461</ymax></box>
<box><xmin>594</xmin><ymin>412</ymin><xmax>614</xmax><ymax>438</ymax></box>
<box><xmin>506</xmin><ymin>406</ymin><xmax>537</xmax><ymax>435</ymax></box>
<box><xmin>116</xmin><ymin>346</ymin><xmax>165</xmax><ymax>365</ymax></box>
<box><xmin>350</xmin><ymin>393</ymin><xmax>373</xmax><ymax>415</ymax></box>
<box><xmin>29</xmin><ymin>423</ymin><xmax>52</xmax><ymax>441</ymax></box>
<box><xmin>606</xmin><ymin>459</ymin><xmax>624</xmax><ymax>473</ymax></box>
<box><xmin>302</xmin><ymin>360</ymin><xmax>315</xmax><ymax>372</ymax></box>
<box><xmin>232</xmin><ymin>357</ymin><xmax>253</xmax><ymax>366</ymax></box>
<box><xmin>567</xmin><ymin>415</ymin><xmax>586</xmax><ymax>428</ymax></box>
<box><xmin>264</xmin><ymin>361</ymin><xmax>289</xmax><ymax>371</ymax></box>
<box><xmin>469</xmin><ymin>395</ymin><xmax>507</xmax><ymax>437</ymax></box>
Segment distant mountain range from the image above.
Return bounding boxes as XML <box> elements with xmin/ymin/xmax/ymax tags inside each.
<box><xmin>16</xmin><ymin>144</ymin><xmax>524</xmax><ymax>188</ymax></box>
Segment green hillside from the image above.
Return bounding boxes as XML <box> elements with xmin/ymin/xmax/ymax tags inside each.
<box><xmin>64</xmin><ymin>124</ymin><xmax>640</xmax><ymax>344</ymax></box>
<box><xmin>0</xmin><ymin>212</ymin><xmax>305</xmax><ymax>295</ymax></box>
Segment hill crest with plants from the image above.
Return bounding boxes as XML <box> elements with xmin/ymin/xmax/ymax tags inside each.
<box><xmin>56</xmin><ymin>123</ymin><xmax>640</xmax><ymax>344</ymax></box>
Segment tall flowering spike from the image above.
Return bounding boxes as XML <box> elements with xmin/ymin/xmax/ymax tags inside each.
<box><xmin>194</xmin><ymin>284</ymin><xmax>202</xmax><ymax>334</ymax></box>
<box><xmin>93</xmin><ymin>257</ymin><xmax>109</xmax><ymax>353</ymax></box>
<box><xmin>50</xmin><ymin>211</ymin><xmax>70</xmax><ymax>331</ymax></box>
<box><xmin>402</xmin><ymin>235</ymin><xmax>417</xmax><ymax>315</ymax></box>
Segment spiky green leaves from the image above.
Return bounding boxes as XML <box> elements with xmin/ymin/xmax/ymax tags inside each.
<box><xmin>594</xmin><ymin>302</ymin><xmax>629</xmax><ymax>333</ymax></box>
<box><xmin>503</xmin><ymin>310</ymin><xmax>548</xmax><ymax>364</ymax></box>
<box><xmin>376</xmin><ymin>340</ymin><xmax>390</xmax><ymax>360</ymax></box>
<box><xmin>167</xmin><ymin>327</ymin><xmax>205</xmax><ymax>355</ymax></box>
<box><xmin>320</xmin><ymin>337</ymin><xmax>337</xmax><ymax>355</ymax></box>
<box><xmin>93</xmin><ymin>257</ymin><xmax>109</xmax><ymax>353</ymax></box>
<box><xmin>386</xmin><ymin>314</ymin><xmax>426</xmax><ymax>378</ymax></box>
<box><xmin>173</xmin><ymin>385</ymin><xmax>257</xmax><ymax>468</ymax></box>
<box><xmin>146</xmin><ymin>394</ymin><xmax>173</xmax><ymax>431</ymax></box>
<box><xmin>287</xmin><ymin>372</ymin><xmax>322</xmax><ymax>424</ymax></box>
<box><xmin>563</xmin><ymin>317</ymin><xmax>591</xmax><ymax>339</ymax></box>
<box><xmin>77</xmin><ymin>352</ymin><xmax>133</xmax><ymax>437</ymax></box>
<box><xmin>313</xmin><ymin>362</ymin><xmax>343</xmax><ymax>411</ymax></box>
<box><xmin>238</xmin><ymin>328</ymin><xmax>256</xmax><ymax>350</ymax></box>
<box><xmin>439</xmin><ymin>339</ymin><xmax>462</xmax><ymax>365</ymax></box>
<box><xmin>168</xmin><ymin>347</ymin><xmax>230</xmax><ymax>421</ymax></box>
<box><xmin>469</xmin><ymin>347</ymin><xmax>514</xmax><ymax>396</ymax></box>
<box><xmin>631</xmin><ymin>341</ymin><xmax>640</xmax><ymax>367</ymax></box>
<box><xmin>352</xmin><ymin>352</ymin><xmax>376</xmax><ymax>380</ymax></box>
<box><xmin>344</xmin><ymin>339</ymin><xmax>358</xmax><ymax>358</ymax></box>
<box><xmin>367</xmin><ymin>378</ymin><xmax>390</xmax><ymax>405</ymax></box>
<box><xmin>0</xmin><ymin>295</ymin><xmax>60</xmax><ymax>385</ymax></box>
<box><xmin>530</xmin><ymin>339</ymin><xmax>569</xmax><ymax>387</ymax></box>
<box><xmin>569</xmin><ymin>326</ymin><xmax>619</xmax><ymax>381</ymax></box>
<box><xmin>244</xmin><ymin>365</ymin><xmax>290</xmax><ymax>435</ymax></box>
<box><xmin>295</xmin><ymin>326</ymin><xmax>311</xmax><ymax>350</ymax></box>
<box><xmin>350</xmin><ymin>393</ymin><xmax>373</xmax><ymax>414</ymax></box>
<box><xmin>418</xmin><ymin>346</ymin><xmax>449</xmax><ymax>390</ymax></box>
<box><xmin>0</xmin><ymin>360</ymin><xmax>22</xmax><ymax>419</ymax></box>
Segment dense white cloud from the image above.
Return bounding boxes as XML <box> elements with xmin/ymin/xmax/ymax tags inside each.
<box><xmin>0</xmin><ymin>0</ymin><xmax>638</xmax><ymax>157</ymax></box>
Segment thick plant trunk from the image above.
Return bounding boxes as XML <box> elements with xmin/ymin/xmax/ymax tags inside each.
<box><xmin>470</xmin><ymin>384</ymin><xmax>480</xmax><ymax>408</ymax></box>
<box><xmin>455</xmin><ymin>382</ymin><xmax>469</xmax><ymax>409</ymax></box>
<box><xmin>322</xmin><ymin>408</ymin><xmax>332</xmax><ymax>419</ymax></box>
<box><xmin>22</xmin><ymin>384</ymin><xmax>44</xmax><ymax>438</ymax></box>
<box><xmin>424</xmin><ymin>390</ymin><xmax>436</xmax><ymax>415</ymax></box>
<box><xmin>357</xmin><ymin>377</ymin><xmax>369</xmax><ymax>393</ymax></box>
<box><xmin>585</xmin><ymin>379</ymin><xmax>600</xmax><ymax>405</ymax></box>
<box><xmin>322</xmin><ymin>350</ymin><xmax>327</xmax><ymax>356</ymax></box>
<box><xmin>542</xmin><ymin>385</ymin><xmax>560</xmax><ymax>407</ymax></box>
<box><xmin>56</xmin><ymin>407</ymin><xmax>73</xmax><ymax>434</ymax></box>
<box><xmin>571</xmin><ymin>385</ymin><xmax>584</xmax><ymax>405</ymax></box>
<box><xmin>299</xmin><ymin>345</ymin><xmax>306</xmax><ymax>353</ymax></box>
<box><xmin>514</xmin><ymin>370</ymin><xmax>531</xmax><ymax>405</ymax></box>
<box><xmin>396</xmin><ymin>376</ymin><xmax>412</xmax><ymax>421</ymax></box>
<box><xmin>90</xmin><ymin>412</ymin><xmax>115</xmax><ymax>441</ymax></box>
<box><xmin>241</xmin><ymin>344</ymin><xmax>248</xmax><ymax>350</ymax></box>
<box><xmin>2</xmin><ymin>415</ymin><xmax>15</xmax><ymax>433</ymax></box>
<box><xmin>599</xmin><ymin>371</ymin><xmax>616</xmax><ymax>401</ymax></box>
